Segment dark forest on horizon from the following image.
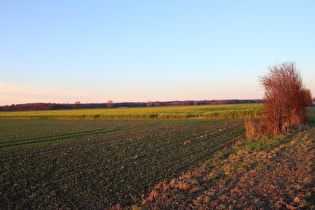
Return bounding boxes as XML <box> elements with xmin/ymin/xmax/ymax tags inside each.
<box><xmin>0</xmin><ymin>99</ymin><xmax>263</xmax><ymax>112</ymax></box>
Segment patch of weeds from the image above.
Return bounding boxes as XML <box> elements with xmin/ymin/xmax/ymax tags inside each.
<box><xmin>243</xmin><ymin>134</ymin><xmax>289</xmax><ymax>152</ymax></box>
<box><xmin>172</xmin><ymin>193</ymin><xmax>186</xmax><ymax>200</ymax></box>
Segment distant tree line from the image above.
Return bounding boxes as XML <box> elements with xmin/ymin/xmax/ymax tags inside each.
<box><xmin>0</xmin><ymin>103</ymin><xmax>73</xmax><ymax>111</ymax></box>
<box><xmin>0</xmin><ymin>99</ymin><xmax>264</xmax><ymax>112</ymax></box>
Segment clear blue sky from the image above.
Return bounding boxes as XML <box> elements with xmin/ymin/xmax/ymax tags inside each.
<box><xmin>1</xmin><ymin>0</ymin><xmax>314</xmax><ymax>105</ymax></box>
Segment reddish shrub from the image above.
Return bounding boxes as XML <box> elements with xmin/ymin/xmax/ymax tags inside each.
<box><xmin>246</xmin><ymin>62</ymin><xmax>310</xmax><ymax>138</ymax></box>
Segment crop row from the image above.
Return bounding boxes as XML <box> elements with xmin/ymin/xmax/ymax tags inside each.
<box><xmin>0</xmin><ymin>128</ymin><xmax>120</xmax><ymax>155</ymax></box>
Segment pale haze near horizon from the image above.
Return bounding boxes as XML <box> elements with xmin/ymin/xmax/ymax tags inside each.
<box><xmin>1</xmin><ymin>1</ymin><xmax>314</xmax><ymax>106</ymax></box>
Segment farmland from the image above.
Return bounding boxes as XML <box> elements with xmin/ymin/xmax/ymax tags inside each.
<box><xmin>0</xmin><ymin>103</ymin><xmax>262</xmax><ymax>120</ymax></box>
<box><xmin>140</xmin><ymin>110</ymin><xmax>315</xmax><ymax>209</ymax></box>
<box><xmin>0</xmin><ymin>118</ymin><xmax>245</xmax><ymax>208</ymax></box>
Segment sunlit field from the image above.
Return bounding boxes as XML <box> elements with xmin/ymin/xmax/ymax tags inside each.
<box><xmin>0</xmin><ymin>103</ymin><xmax>262</xmax><ymax>120</ymax></box>
<box><xmin>0</xmin><ymin>119</ymin><xmax>245</xmax><ymax>208</ymax></box>
<box><xmin>1</xmin><ymin>105</ymin><xmax>313</xmax><ymax>208</ymax></box>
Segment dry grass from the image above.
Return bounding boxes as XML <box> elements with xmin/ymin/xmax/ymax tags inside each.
<box><xmin>244</xmin><ymin>118</ymin><xmax>262</xmax><ymax>139</ymax></box>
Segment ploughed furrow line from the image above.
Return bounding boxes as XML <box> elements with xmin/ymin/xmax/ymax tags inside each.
<box><xmin>0</xmin><ymin>125</ymin><xmax>168</xmax><ymax>159</ymax></box>
<box><xmin>0</xmin><ymin>134</ymin><xmax>123</xmax><ymax>159</ymax></box>
<box><xmin>0</xmin><ymin>128</ymin><xmax>119</xmax><ymax>151</ymax></box>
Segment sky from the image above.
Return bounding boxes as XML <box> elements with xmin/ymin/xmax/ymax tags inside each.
<box><xmin>1</xmin><ymin>0</ymin><xmax>314</xmax><ymax>105</ymax></box>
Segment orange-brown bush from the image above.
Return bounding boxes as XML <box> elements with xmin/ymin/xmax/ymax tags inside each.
<box><xmin>246</xmin><ymin>62</ymin><xmax>311</xmax><ymax>138</ymax></box>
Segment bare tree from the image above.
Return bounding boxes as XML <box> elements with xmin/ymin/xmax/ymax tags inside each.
<box><xmin>245</xmin><ymin>62</ymin><xmax>311</xmax><ymax>138</ymax></box>
<box><xmin>260</xmin><ymin>62</ymin><xmax>309</xmax><ymax>134</ymax></box>
<box><xmin>74</xmin><ymin>101</ymin><xmax>81</xmax><ymax>109</ymax></box>
<box><xmin>107</xmin><ymin>100</ymin><xmax>115</xmax><ymax>108</ymax></box>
